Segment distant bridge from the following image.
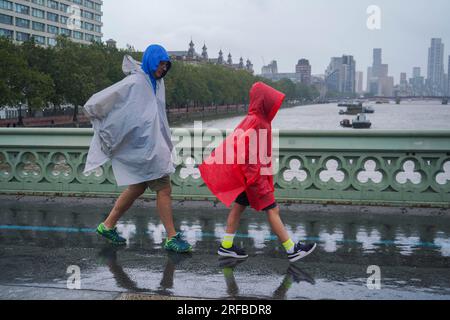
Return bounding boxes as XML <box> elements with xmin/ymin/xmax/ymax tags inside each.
<box><xmin>368</xmin><ymin>96</ymin><xmax>449</xmax><ymax>101</ymax></box>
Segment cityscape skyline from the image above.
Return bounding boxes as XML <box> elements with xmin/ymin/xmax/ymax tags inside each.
<box><xmin>102</xmin><ymin>0</ymin><xmax>450</xmax><ymax>86</ymax></box>
<box><xmin>165</xmin><ymin>36</ymin><xmax>450</xmax><ymax>95</ymax></box>
<box><xmin>106</xmin><ymin>34</ymin><xmax>449</xmax><ymax>97</ymax></box>
<box><xmin>1</xmin><ymin>1</ymin><xmax>449</xmax><ymax>96</ymax></box>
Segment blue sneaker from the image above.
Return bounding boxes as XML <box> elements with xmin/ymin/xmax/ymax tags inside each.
<box><xmin>288</xmin><ymin>242</ymin><xmax>316</xmax><ymax>263</ymax></box>
<box><xmin>164</xmin><ymin>232</ymin><xmax>192</xmax><ymax>253</ymax></box>
<box><xmin>96</xmin><ymin>223</ymin><xmax>126</xmax><ymax>245</ymax></box>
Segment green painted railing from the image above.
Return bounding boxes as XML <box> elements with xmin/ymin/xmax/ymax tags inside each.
<box><xmin>0</xmin><ymin>128</ymin><xmax>449</xmax><ymax>207</ymax></box>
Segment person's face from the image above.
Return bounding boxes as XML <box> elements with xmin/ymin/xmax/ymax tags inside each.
<box><xmin>154</xmin><ymin>61</ymin><xmax>169</xmax><ymax>79</ymax></box>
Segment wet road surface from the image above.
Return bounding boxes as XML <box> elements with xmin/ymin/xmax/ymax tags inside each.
<box><xmin>1</xmin><ymin>196</ymin><xmax>450</xmax><ymax>300</ymax></box>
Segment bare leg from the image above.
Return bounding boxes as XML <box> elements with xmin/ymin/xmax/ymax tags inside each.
<box><xmin>104</xmin><ymin>183</ymin><xmax>147</xmax><ymax>229</ymax></box>
<box><xmin>266</xmin><ymin>207</ymin><xmax>290</xmax><ymax>243</ymax></box>
<box><xmin>226</xmin><ymin>203</ymin><xmax>246</xmax><ymax>234</ymax></box>
<box><xmin>156</xmin><ymin>186</ymin><xmax>177</xmax><ymax>239</ymax></box>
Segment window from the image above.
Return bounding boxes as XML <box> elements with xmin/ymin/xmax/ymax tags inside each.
<box><xmin>93</xmin><ymin>35</ymin><xmax>101</xmax><ymax>43</ymax></box>
<box><xmin>0</xmin><ymin>13</ymin><xmax>13</xmax><ymax>25</ymax></box>
<box><xmin>84</xmin><ymin>33</ymin><xmax>94</xmax><ymax>42</ymax></box>
<box><xmin>0</xmin><ymin>28</ymin><xmax>13</xmax><ymax>39</ymax></box>
<box><xmin>32</xmin><ymin>8</ymin><xmax>45</xmax><ymax>19</ymax></box>
<box><xmin>32</xmin><ymin>0</ymin><xmax>46</xmax><ymax>6</ymax></box>
<box><xmin>32</xmin><ymin>21</ymin><xmax>45</xmax><ymax>32</ymax></box>
<box><xmin>60</xmin><ymin>27</ymin><xmax>71</xmax><ymax>37</ymax></box>
<box><xmin>59</xmin><ymin>3</ymin><xmax>69</xmax><ymax>13</ymax></box>
<box><xmin>0</xmin><ymin>0</ymin><xmax>13</xmax><ymax>11</ymax></box>
<box><xmin>82</xmin><ymin>10</ymin><xmax>93</xmax><ymax>20</ymax></box>
<box><xmin>73</xmin><ymin>30</ymin><xmax>83</xmax><ymax>39</ymax></box>
<box><xmin>47</xmin><ymin>0</ymin><xmax>59</xmax><ymax>10</ymax></box>
<box><xmin>84</xmin><ymin>0</ymin><xmax>93</xmax><ymax>9</ymax></box>
<box><xmin>60</xmin><ymin>15</ymin><xmax>68</xmax><ymax>24</ymax></box>
<box><xmin>47</xmin><ymin>24</ymin><xmax>58</xmax><ymax>34</ymax></box>
<box><xmin>94</xmin><ymin>14</ymin><xmax>101</xmax><ymax>22</ymax></box>
<box><xmin>15</xmin><ymin>4</ymin><xmax>30</xmax><ymax>15</ymax></box>
<box><xmin>48</xmin><ymin>37</ymin><xmax>57</xmax><ymax>46</ymax></box>
<box><xmin>16</xmin><ymin>17</ymin><xmax>30</xmax><ymax>28</ymax></box>
<box><xmin>83</xmin><ymin>21</ymin><xmax>93</xmax><ymax>31</ymax></box>
<box><xmin>72</xmin><ymin>0</ymin><xmax>83</xmax><ymax>5</ymax></box>
<box><xmin>32</xmin><ymin>35</ymin><xmax>46</xmax><ymax>45</ymax></box>
<box><xmin>94</xmin><ymin>2</ymin><xmax>101</xmax><ymax>12</ymax></box>
<box><xmin>16</xmin><ymin>31</ymin><xmax>30</xmax><ymax>42</ymax></box>
<box><xmin>94</xmin><ymin>24</ymin><xmax>101</xmax><ymax>33</ymax></box>
<box><xmin>47</xmin><ymin>12</ymin><xmax>58</xmax><ymax>22</ymax></box>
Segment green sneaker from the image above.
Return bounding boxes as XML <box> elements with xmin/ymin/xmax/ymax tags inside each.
<box><xmin>164</xmin><ymin>232</ymin><xmax>192</xmax><ymax>253</ymax></box>
<box><xmin>96</xmin><ymin>223</ymin><xmax>127</xmax><ymax>245</ymax></box>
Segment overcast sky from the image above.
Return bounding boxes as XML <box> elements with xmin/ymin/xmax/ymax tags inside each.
<box><xmin>102</xmin><ymin>0</ymin><xmax>450</xmax><ymax>85</ymax></box>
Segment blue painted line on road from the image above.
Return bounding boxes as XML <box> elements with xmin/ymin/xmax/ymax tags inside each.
<box><xmin>0</xmin><ymin>225</ymin><xmax>96</xmax><ymax>233</ymax></box>
<box><xmin>0</xmin><ymin>225</ymin><xmax>447</xmax><ymax>250</ymax></box>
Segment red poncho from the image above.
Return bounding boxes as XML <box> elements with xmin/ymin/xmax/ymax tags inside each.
<box><xmin>199</xmin><ymin>82</ymin><xmax>285</xmax><ymax>211</ymax></box>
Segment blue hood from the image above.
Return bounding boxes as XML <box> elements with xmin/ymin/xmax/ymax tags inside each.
<box><xmin>141</xmin><ymin>44</ymin><xmax>171</xmax><ymax>93</ymax></box>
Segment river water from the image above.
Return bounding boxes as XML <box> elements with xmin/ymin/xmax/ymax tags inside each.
<box><xmin>179</xmin><ymin>100</ymin><xmax>450</xmax><ymax>130</ymax></box>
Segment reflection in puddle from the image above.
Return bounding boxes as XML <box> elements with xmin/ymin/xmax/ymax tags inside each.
<box><xmin>1</xmin><ymin>205</ymin><xmax>450</xmax><ymax>299</ymax></box>
<box><xmin>2</xmin><ymin>207</ymin><xmax>450</xmax><ymax>257</ymax></box>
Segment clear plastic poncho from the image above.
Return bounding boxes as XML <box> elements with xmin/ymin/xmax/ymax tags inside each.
<box><xmin>83</xmin><ymin>54</ymin><xmax>175</xmax><ymax>186</ymax></box>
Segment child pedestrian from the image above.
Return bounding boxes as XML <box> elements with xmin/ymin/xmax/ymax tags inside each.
<box><xmin>199</xmin><ymin>82</ymin><xmax>316</xmax><ymax>262</ymax></box>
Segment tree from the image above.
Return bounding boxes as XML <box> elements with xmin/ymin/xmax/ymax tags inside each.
<box><xmin>1</xmin><ymin>36</ymin><xmax>323</xmax><ymax>123</ymax></box>
<box><xmin>0</xmin><ymin>37</ymin><xmax>54</xmax><ymax>125</ymax></box>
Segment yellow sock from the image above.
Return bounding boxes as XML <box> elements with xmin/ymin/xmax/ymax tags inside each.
<box><xmin>222</xmin><ymin>233</ymin><xmax>235</xmax><ymax>249</ymax></box>
<box><xmin>282</xmin><ymin>239</ymin><xmax>295</xmax><ymax>254</ymax></box>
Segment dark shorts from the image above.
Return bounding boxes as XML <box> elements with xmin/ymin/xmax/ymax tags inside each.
<box><xmin>146</xmin><ymin>175</ymin><xmax>171</xmax><ymax>192</ymax></box>
<box><xmin>235</xmin><ymin>192</ymin><xmax>277</xmax><ymax>211</ymax></box>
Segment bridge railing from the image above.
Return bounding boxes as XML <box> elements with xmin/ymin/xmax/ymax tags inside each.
<box><xmin>0</xmin><ymin>128</ymin><xmax>449</xmax><ymax>207</ymax></box>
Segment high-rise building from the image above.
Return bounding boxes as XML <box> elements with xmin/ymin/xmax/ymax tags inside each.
<box><xmin>261</xmin><ymin>60</ymin><xmax>278</xmax><ymax>75</ymax></box>
<box><xmin>427</xmin><ymin>38</ymin><xmax>445</xmax><ymax>95</ymax></box>
<box><xmin>367</xmin><ymin>48</ymin><xmax>393</xmax><ymax>96</ymax></box>
<box><xmin>371</xmin><ymin>48</ymin><xmax>383</xmax><ymax>79</ymax></box>
<box><xmin>324</xmin><ymin>55</ymin><xmax>355</xmax><ymax>94</ymax></box>
<box><xmin>410</xmin><ymin>67</ymin><xmax>425</xmax><ymax>96</ymax></box>
<box><xmin>0</xmin><ymin>0</ymin><xmax>103</xmax><ymax>46</ymax></box>
<box><xmin>368</xmin><ymin>49</ymin><xmax>381</xmax><ymax>95</ymax></box>
<box><xmin>341</xmin><ymin>55</ymin><xmax>356</xmax><ymax>93</ymax></box>
<box><xmin>356</xmin><ymin>71</ymin><xmax>364</xmax><ymax>94</ymax></box>
<box><xmin>448</xmin><ymin>56</ymin><xmax>450</xmax><ymax>96</ymax></box>
<box><xmin>400</xmin><ymin>73</ymin><xmax>407</xmax><ymax>85</ymax></box>
<box><xmin>398</xmin><ymin>72</ymin><xmax>412</xmax><ymax>96</ymax></box>
<box><xmin>325</xmin><ymin>57</ymin><xmax>342</xmax><ymax>93</ymax></box>
<box><xmin>413</xmin><ymin>67</ymin><xmax>421</xmax><ymax>79</ymax></box>
<box><xmin>444</xmin><ymin>73</ymin><xmax>449</xmax><ymax>97</ymax></box>
<box><xmin>373</xmin><ymin>48</ymin><xmax>382</xmax><ymax>67</ymax></box>
<box><xmin>295</xmin><ymin>58</ymin><xmax>311</xmax><ymax>85</ymax></box>
<box><xmin>379</xmin><ymin>76</ymin><xmax>394</xmax><ymax>97</ymax></box>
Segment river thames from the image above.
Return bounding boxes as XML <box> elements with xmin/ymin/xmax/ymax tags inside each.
<box><xmin>180</xmin><ymin>100</ymin><xmax>450</xmax><ymax>130</ymax></box>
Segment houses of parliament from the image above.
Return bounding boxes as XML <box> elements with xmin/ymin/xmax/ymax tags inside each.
<box><xmin>168</xmin><ymin>40</ymin><xmax>254</xmax><ymax>74</ymax></box>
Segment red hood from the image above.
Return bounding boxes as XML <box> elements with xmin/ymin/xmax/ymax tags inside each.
<box><xmin>248</xmin><ymin>82</ymin><xmax>285</xmax><ymax>122</ymax></box>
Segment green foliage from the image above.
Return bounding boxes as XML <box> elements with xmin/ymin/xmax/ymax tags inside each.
<box><xmin>0</xmin><ymin>36</ymin><xmax>319</xmax><ymax>119</ymax></box>
<box><xmin>0</xmin><ymin>37</ymin><xmax>54</xmax><ymax>111</ymax></box>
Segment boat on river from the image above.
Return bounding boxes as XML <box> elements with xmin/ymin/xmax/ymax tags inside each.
<box><xmin>340</xmin><ymin>113</ymin><xmax>372</xmax><ymax>129</ymax></box>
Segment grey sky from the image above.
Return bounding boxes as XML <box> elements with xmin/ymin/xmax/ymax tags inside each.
<box><xmin>103</xmin><ymin>0</ymin><xmax>450</xmax><ymax>84</ymax></box>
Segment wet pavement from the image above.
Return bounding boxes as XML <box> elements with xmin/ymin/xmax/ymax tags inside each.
<box><xmin>1</xmin><ymin>196</ymin><xmax>450</xmax><ymax>300</ymax></box>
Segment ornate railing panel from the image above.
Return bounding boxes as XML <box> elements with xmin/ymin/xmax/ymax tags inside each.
<box><xmin>0</xmin><ymin>128</ymin><xmax>449</xmax><ymax>207</ymax></box>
